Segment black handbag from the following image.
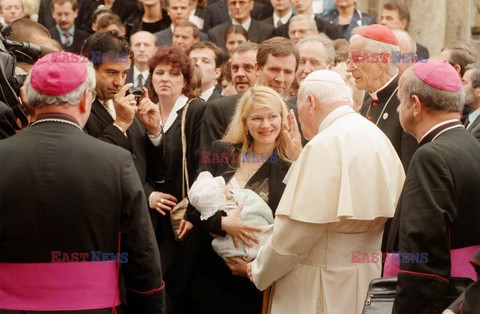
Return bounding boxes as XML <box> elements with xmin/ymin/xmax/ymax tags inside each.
<box><xmin>362</xmin><ymin>277</ymin><xmax>473</xmax><ymax>314</ymax></box>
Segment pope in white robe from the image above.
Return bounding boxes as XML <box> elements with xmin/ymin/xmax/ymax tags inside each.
<box><xmin>247</xmin><ymin>70</ymin><xmax>406</xmax><ymax>314</ymax></box>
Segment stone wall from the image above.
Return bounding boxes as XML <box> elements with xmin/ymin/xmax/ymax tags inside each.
<box><xmin>355</xmin><ymin>0</ymin><xmax>479</xmax><ymax>57</ymax></box>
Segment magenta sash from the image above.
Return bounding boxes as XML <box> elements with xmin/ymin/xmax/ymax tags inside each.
<box><xmin>383</xmin><ymin>245</ymin><xmax>480</xmax><ymax>280</ymax></box>
<box><xmin>0</xmin><ymin>262</ymin><xmax>121</xmax><ymax>311</ymax></box>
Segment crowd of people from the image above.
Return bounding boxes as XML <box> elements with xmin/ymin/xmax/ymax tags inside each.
<box><xmin>1</xmin><ymin>0</ymin><xmax>480</xmax><ymax>313</ymax></box>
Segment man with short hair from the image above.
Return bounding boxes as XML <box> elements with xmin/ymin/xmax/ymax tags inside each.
<box><xmin>172</xmin><ymin>21</ymin><xmax>201</xmax><ymax>52</ymax></box>
<box><xmin>247</xmin><ymin>69</ymin><xmax>404</xmax><ymax>313</ymax></box>
<box><xmin>82</xmin><ymin>31</ymin><xmax>163</xmax><ymax>219</ymax></box>
<box><xmin>288</xmin><ymin>14</ymin><xmax>318</xmax><ymax>45</ymax></box>
<box><xmin>462</xmin><ymin>63</ymin><xmax>480</xmax><ymax>141</ymax></box>
<box><xmin>0</xmin><ymin>52</ymin><xmax>165</xmax><ymax>313</ymax></box>
<box><xmin>262</xmin><ymin>0</ymin><xmax>293</xmax><ymax>29</ymax></box>
<box><xmin>274</xmin><ymin>0</ymin><xmax>341</xmax><ymax>40</ymax></box>
<box><xmin>380</xmin><ymin>0</ymin><xmax>429</xmax><ymax>61</ymax></box>
<box><xmin>95</xmin><ymin>13</ymin><xmax>125</xmax><ymax>35</ymax></box>
<box><xmin>154</xmin><ymin>0</ymin><xmax>207</xmax><ymax>46</ymax></box>
<box><xmin>347</xmin><ymin>24</ymin><xmax>417</xmax><ymax>170</ymax></box>
<box><xmin>126</xmin><ymin>30</ymin><xmax>157</xmax><ymax>88</ymax></box>
<box><xmin>208</xmin><ymin>0</ymin><xmax>274</xmax><ymax>49</ymax></box>
<box><xmin>189</xmin><ymin>41</ymin><xmax>224</xmax><ymax>102</ymax></box>
<box><xmin>230</xmin><ymin>42</ymin><xmax>259</xmax><ymax>93</ymax></box>
<box><xmin>295</xmin><ymin>33</ymin><xmax>334</xmax><ymax>84</ymax></box>
<box><xmin>387</xmin><ymin>59</ymin><xmax>480</xmax><ymax>313</ymax></box>
<box><xmin>48</xmin><ymin>0</ymin><xmax>89</xmax><ymax>53</ymax></box>
<box><xmin>440</xmin><ymin>41</ymin><xmax>478</xmax><ymax>77</ymax></box>
<box><xmin>199</xmin><ymin>37</ymin><xmax>299</xmax><ymax>151</ymax></box>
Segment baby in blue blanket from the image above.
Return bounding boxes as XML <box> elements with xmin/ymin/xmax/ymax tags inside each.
<box><xmin>188</xmin><ymin>171</ymin><xmax>274</xmax><ymax>261</ymax></box>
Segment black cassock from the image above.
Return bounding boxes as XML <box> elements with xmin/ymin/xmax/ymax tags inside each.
<box><xmin>387</xmin><ymin>121</ymin><xmax>480</xmax><ymax>313</ymax></box>
<box><xmin>0</xmin><ymin>117</ymin><xmax>164</xmax><ymax>313</ymax></box>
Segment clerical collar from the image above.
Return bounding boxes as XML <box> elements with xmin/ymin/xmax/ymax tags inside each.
<box><xmin>318</xmin><ymin>105</ymin><xmax>355</xmax><ymax>133</ymax></box>
<box><xmin>419</xmin><ymin>119</ymin><xmax>462</xmax><ymax>146</ymax></box>
<box><xmin>232</xmin><ymin>17</ymin><xmax>251</xmax><ymax>31</ymax></box>
<box><xmin>31</xmin><ymin>114</ymin><xmax>81</xmax><ymax>130</ymax></box>
<box><xmin>369</xmin><ymin>73</ymin><xmax>398</xmax><ymax>101</ymax></box>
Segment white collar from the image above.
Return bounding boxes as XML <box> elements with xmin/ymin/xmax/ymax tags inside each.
<box><xmin>162</xmin><ymin>94</ymin><xmax>189</xmax><ymax>132</ymax></box>
<box><xmin>369</xmin><ymin>74</ymin><xmax>398</xmax><ymax>101</ymax></box>
<box><xmin>232</xmin><ymin>17</ymin><xmax>252</xmax><ymax>31</ymax></box>
<box><xmin>419</xmin><ymin>119</ymin><xmax>460</xmax><ymax>143</ymax></box>
<box><xmin>273</xmin><ymin>11</ymin><xmax>292</xmax><ymax>26</ymax></box>
<box><xmin>318</xmin><ymin>105</ymin><xmax>355</xmax><ymax>133</ymax></box>
<box><xmin>200</xmin><ymin>86</ymin><xmax>215</xmax><ymax>101</ymax></box>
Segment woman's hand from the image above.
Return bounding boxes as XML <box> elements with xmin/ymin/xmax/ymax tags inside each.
<box><xmin>225</xmin><ymin>257</ymin><xmax>248</xmax><ymax>277</ymax></box>
<box><xmin>282</xmin><ymin>109</ymin><xmax>303</xmax><ymax>161</ymax></box>
<box><xmin>150</xmin><ymin>192</ymin><xmax>178</xmax><ymax>215</ymax></box>
<box><xmin>137</xmin><ymin>88</ymin><xmax>162</xmax><ymax>135</ymax></box>
<box><xmin>177</xmin><ymin>219</ymin><xmax>193</xmax><ymax>240</ymax></box>
<box><xmin>221</xmin><ymin>203</ymin><xmax>262</xmax><ymax>248</ymax></box>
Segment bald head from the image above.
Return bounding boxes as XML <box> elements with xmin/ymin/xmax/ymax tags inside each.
<box><xmin>130</xmin><ymin>31</ymin><xmax>157</xmax><ymax>69</ymax></box>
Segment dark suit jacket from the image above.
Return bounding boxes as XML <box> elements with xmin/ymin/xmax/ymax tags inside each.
<box><xmin>273</xmin><ymin>16</ymin><xmax>342</xmax><ymax>40</ymax></box>
<box><xmin>0</xmin><ymin>102</ymin><xmax>16</xmax><ymax>140</ymax></box>
<box><xmin>38</xmin><ymin>0</ymin><xmax>95</xmax><ymax>32</ymax></box>
<box><xmin>261</xmin><ymin>14</ymin><xmax>292</xmax><ymax>29</ymax></box>
<box><xmin>202</xmin><ymin>0</ymin><xmax>271</xmax><ymax>32</ymax></box>
<box><xmin>83</xmin><ymin>99</ymin><xmax>158</xmax><ymax>199</ymax></box>
<box><xmin>0</xmin><ymin>115</ymin><xmax>164</xmax><ymax>313</ymax></box>
<box><xmin>467</xmin><ymin>114</ymin><xmax>480</xmax><ymax>142</ymax></box>
<box><xmin>386</xmin><ymin>121</ymin><xmax>480</xmax><ymax>313</ymax></box>
<box><xmin>90</xmin><ymin>0</ymin><xmax>140</xmax><ymax>24</ymax></box>
<box><xmin>154</xmin><ymin>27</ymin><xmax>209</xmax><ymax>47</ymax></box>
<box><xmin>49</xmin><ymin>26</ymin><xmax>90</xmax><ymax>54</ymax></box>
<box><xmin>416</xmin><ymin>42</ymin><xmax>430</xmax><ymax>61</ymax></box>
<box><xmin>208</xmin><ymin>19</ymin><xmax>274</xmax><ymax>49</ymax></box>
<box><xmin>207</xmin><ymin>89</ymin><xmax>221</xmax><ymax>102</ymax></box>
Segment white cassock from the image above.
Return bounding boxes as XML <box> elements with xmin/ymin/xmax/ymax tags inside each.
<box><xmin>251</xmin><ymin>105</ymin><xmax>406</xmax><ymax>314</ymax></box>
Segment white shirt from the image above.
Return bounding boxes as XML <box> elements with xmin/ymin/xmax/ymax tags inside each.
<box><xmin>467</xmin><ymin>108</ymin><xmax>480</xmax><ymax>130</ymax></box>
<box><xmin>189</xmin><ymin>11</ymin><xmax>204</xmax><ymax>30</ymax></box>
<box><xmin>273</xmin><ymin>11</ymin><xmax>293</xmax><ymax>28</ymax></box>
<box><xmin>232</xmin><ymin>17</ymin><xmax>252</xmax><ymax>31</ymax></box>
<box><xmin>133</xmin><ymin>66</ymin><xmax>149</xmax><ymax>87</ymax></box>
<box><xmin>199</xmin><ymin>86</ymin><xmax>215</xmax><ymax>101</ymax></box>
<box><xmin>163</xmin><ymin>94</ymin><xmax>189</xmax><ymax>132</ymax></box>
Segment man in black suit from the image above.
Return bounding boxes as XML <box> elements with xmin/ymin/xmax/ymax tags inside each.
<box><xmin>273</xmin><ymin>0</ymin><xmax>341</xmax><ymax>40</ymax></box>
<box><xmin>154</xmin><ymin>0</ymin><xmax>208</xmax><ymax>46</ymax></box>
<box><xmin>261</xmin><ymin>0</ymin><xmax>292</xmax><ymax>29</ymax></box>
<box><xmin>200</xmin><ymin>37</ymin><xmax>298</xmax><ymax>150</ymax></box>
<box><xmin>49</xmin><ymin>0</ymin><xmax>90</xmax><ymax>54</ymax></box>
<box><xmin>0</xmin><ymin>52</ymin><xmax>164</xmax><ymax>313</ymax></box>
<box><xmin>387</xmin><ymin>59</ymin><xmax>480</xmax><ymax>314</ymax></box>
<box><xmin>203</xmin><ymin>0</ymin><xmax>271</xmax><ymax>32</ymax></box>
<box><xmin>208</xmin><ymin>0</ymin><xmax>273</xmax><ymax>49</ymax></box>
<box><xmin>81</xmin><ymin>31</ymin><xmax>164</xmax><ymax>218</ymax></box>
<box><xmin>0</xmin><ymin>102</ymin><xmax>16</xmax><ymax>140</ymax></box>
<box><xmin>126</xmin><ymin>31</ymin><xmax>157</xmax><ymax>87</ymax></box>
<box><xmin>462</xmin><ymin>63</ymin><xmax>480</xmax><ymax>141</ymax></box>
<box><xmin>189</xmin><ymin>41</ymin><xmax>224</xmax><ymax>102</ymax></box>
<box><xmin>39</xmin><ymin>0</ymin><xmax>94</xmax><ymax>32</ymax></box>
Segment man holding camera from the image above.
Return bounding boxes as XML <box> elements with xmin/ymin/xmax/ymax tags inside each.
<box><xmin>82</xmin><ymin>31</ymin><xmax>162</xmax><ymax>220</ymax></box>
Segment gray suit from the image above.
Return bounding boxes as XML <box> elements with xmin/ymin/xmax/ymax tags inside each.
<box><xmin>208</xmin><ymin>20</ymin><xmax>273</xmax><ymax>49</ymax></box>
<box><xmin>154</xmin><ymin>28</ymin><xmax>209</xmax><ymax>47</ymax></box>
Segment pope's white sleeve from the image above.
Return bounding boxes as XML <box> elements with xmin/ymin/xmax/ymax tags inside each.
<box><xmin>251</xmin><ymin>215</ymin><xmax>328</xmax><ymax>290</ymax></box>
